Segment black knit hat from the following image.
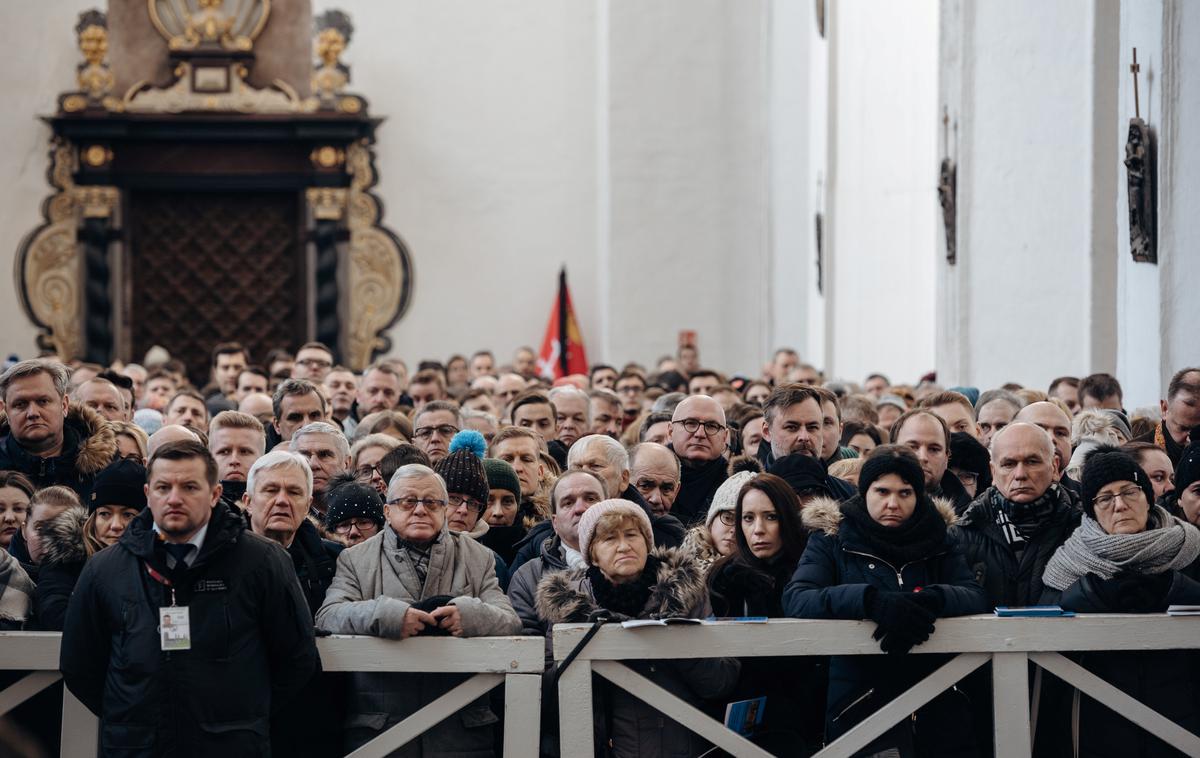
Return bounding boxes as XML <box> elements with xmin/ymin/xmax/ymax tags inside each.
<box><xmin>89</xmin><ymin>459</ymin><xmax>147</xmax><ymax>514</ymax></box>
<box><xmin>768</xmin><ymin>453</ymin><xmax>831</xmax><ymax>499</ymax></box>
<box><xmin>1080</xmin><ymin>446</ymin><xmax>1154</xmax><ymax>518</ymax></box>
<box><xmin>483</xmin><ymin>458</ymin><xmax>521</xmax><ymax>500</ymax></box>
<box><xmin>949</xmin><ymin>431</ymin><xmax>992</xmax><ymax>491</ymax></box>
<box><xmin>435</xmin><ymin>431</ymin><xmax>490</xmax><ymax>508</ymax></box>
<box><xmin>323</xmin><ymin>471</ymin><xmax>384</xmax><ymax>530</ymax></box>
<box><xmin>1178</xmin><ymin>442</ymin><xmax>1200</xmax><ymax>497</ymax></box>
<box><xmin>858</xmin><ymin>447</ymin><xmax>926</xmax><ymax>501</ymax></box>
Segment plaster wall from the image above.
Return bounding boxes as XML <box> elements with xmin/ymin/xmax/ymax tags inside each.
<box><xmin>936</xmin><ymin>1</ymin><xmax>1118</xmax><ymax>394</ymax></box>
<box><xmin>826</xmin><ymin>0</ymin><xmax>939</xmax><ymax>385</ymax></box>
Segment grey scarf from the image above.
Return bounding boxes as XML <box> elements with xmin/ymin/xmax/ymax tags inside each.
<box><xmin>1042</xmin><ymin>506</ymin><xmax>1200</xmax><ymax>591</ymax></box>
<box><xmin>0</xmin><ymin>550</ymin><xmax>33</xmax><ymax>624</ymax></box>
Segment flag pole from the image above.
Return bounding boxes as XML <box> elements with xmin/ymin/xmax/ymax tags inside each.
<box><xmin>558</xmin><ymin>267</ymin><xmax>569</xmax><ymax>377</ymax></box>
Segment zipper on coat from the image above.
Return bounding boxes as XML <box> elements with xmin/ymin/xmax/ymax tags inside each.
<box><xmin>843</xmin><ymin>546</ymin><xmax>949</xmax><ymax>591</ymax></box>
<box><xmin>832</xmin><ymin>687</ymin><xmax>875</xmax><ymax>724</ymax></box>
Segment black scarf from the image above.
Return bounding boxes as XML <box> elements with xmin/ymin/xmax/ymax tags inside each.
<box><xmin>987</xmin><ymin>485</ymin><xmax>1062</xmax><ymax>542</ymax></box>
<box><xmin>587</xmin><ymin>554</ymin><xmax>660</xmax><ymax>618</ymax></box>
<box><xmin>840</xmin><ymin>494</ymin><xmax>948</xmax><ymax>567</ymax></box>
<box><xmin>672</xmin><ymin>454</ymin><xmax>729</xmax><ymax>526</ymax></box>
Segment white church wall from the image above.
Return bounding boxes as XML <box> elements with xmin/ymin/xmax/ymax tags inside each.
<box><xmin>0</xmin><ymin>0</ymin><xmax>89</xmax><ymax>358</ymax></box>
<box><xmin>936</xmin><ymin>0</ymin><xmax>1119</xmax><ymax>394</ymax></box>
<box><xmin>825</xmin><ymin>0</ymin><xmax>939</xmax><ymax>386</ymax></box>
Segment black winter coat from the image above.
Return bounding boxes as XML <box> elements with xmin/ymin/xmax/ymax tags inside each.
<box><xmin>31</xmin><ymin>506</ymin><xmax>88</xmax><ymax>631</ymax></box>
<box><xmin>949</xmin><ymin>485</ymin><xmax>1080</xmax><ymax>608</ymax></box>
<box><xmin>1042</xmin><ymin>565</ymin><xmax>1200</xmax><ymax>758</ymax></box>
<box><xmin>0</xmin><ymin>404</ymin><xmax>117</xmax><ymax>499</ymax></box>
<box><xmin>784</xmin><ymin>496</ymin><xmax>988</xmax><ymax>757</ymax></box>
<box><xmin>60</xmin><ymin>503</ymin><xmax>319</xmax><ymax>758</ymax></box>
<box><xmin>756</xmin><ymin>444</ymin><xmax>856</xmax><ymax>501</ymax></box>
<box><xmin>287</xmin><ymin>518</ymin><xmax>343</xmax><ymax>618</ymax></box>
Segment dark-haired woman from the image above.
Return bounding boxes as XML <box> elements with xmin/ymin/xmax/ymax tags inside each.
<box><xmin>784</xmin><ymin>445</ymin><xmax>988</xmax><ymax>757</ymax></box>
<box><xmin>707</xmin><ymin>473</ymin><xmax>823</xmax><ymax>754</ymax></box>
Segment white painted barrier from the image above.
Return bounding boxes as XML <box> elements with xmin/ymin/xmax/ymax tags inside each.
<box><xmin>0</xmin><ymin>632</ymin><xmax>543</xmax><ymax>758</ymax></box>
<box><xmin>551</xmin><ymin>614</ymin><xmax>1200</xmax><ymax>758</ymax></box>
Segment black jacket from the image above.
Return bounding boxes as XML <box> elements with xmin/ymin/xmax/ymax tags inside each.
<box><xmin>60</xmin><ymin>502</ymin><xmax>318</xmax><ymax>758</ymax></box>
<box><xmin>31</xmin><ymin>506</ymin><xmax>89</xmax><ymax>631</ymax></box>
<box><xmin>1044</xmin><ymin>566</ymin><xmax>1200</xmax><ymax>758</ymax></box>
<box><xmin>949</xmin><ymin>485</ymin><xmax>1080</xmax><ymax>608</ymax></box>
<box><xmin>286</xmin><ymin>519</ymin><xmax>343</xmax><ymax>618</ymax></box>
<box><xmin>0</xmin><ymin>404</ymin><xmax>117</xmax><ymax>499</ymax></box>
<box><xmin>931</xmin><ymin>470</ymin><xmax>973</xmax><ymax>516</ymax></box>
<box><xmin>784</xmin><ymin>496</ymin><xmax>987</xmax><ymax>756</ymax></box>
<box><xmin>672</xmin><ymin>451</ymin><xmax>729</xmax><ymax>525</ymax></box>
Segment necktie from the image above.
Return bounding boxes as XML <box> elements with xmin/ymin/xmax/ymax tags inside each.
<box><xmin>163</xmin><ymin>543</ymin><xmax>195</xmax><ymax>570</ymax></box>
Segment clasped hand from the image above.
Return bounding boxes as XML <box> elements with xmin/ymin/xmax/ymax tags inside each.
<box><xmin>401</xmin><ymin>604</ymin><xmax>464</xmax><ymax>638</ymax></box>
<box><xmin>865</xmin><ymin>589</ymin><xmax>943</xmax><ymax>655</ymax></box>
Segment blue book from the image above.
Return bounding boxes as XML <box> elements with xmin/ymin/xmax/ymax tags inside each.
<box><xmin>994</xmin><ymin>606</ymin><xmax>1075</xmax><ymax>617</ymax></box>
<box><xmin>724</xmin><ymin>696</ymin><xmax>767</xmax><ymax>736</ymax></box>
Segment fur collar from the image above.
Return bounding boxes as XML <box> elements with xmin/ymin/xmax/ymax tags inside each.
<box><xmin>535</xmin><ymin>546</ymin><xmax>706</xmax><ymax>625</ymax></box>
<box><xmin>0</xmin><ymin>403</ymin><xmax>116</xmax><ymax>476</ymax></box>
<box><xmin>801</xmin><ymin>495</ymin><xmax>957</xmax><ymax>536</ymax></box>
<box><xmin>38</xmin><ymin>507</ymin><xmax>88</xmax><ymax>565</ymax></box>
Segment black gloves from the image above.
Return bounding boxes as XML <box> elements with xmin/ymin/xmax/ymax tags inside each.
<box><xmin>864</xmin><ymin>588</ymin><xmax>937</xmax><ymax>655</ymax></box>
<box><xmin>1114</xmin><ymin>572</ymin><xmax>1174</xmax><ymax>613</ymax></box>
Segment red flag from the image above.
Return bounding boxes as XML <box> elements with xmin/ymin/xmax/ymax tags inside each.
<box><xmin>537</xmin><ymin>268</ymin><xmax>588</xmax><ymax>380</ymax></box>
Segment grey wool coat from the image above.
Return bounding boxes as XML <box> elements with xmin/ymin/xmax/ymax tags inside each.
<box><xmin>315</xmin><ymin>525</ymin><xmax>521</xmax><ymax>757</ymax></box>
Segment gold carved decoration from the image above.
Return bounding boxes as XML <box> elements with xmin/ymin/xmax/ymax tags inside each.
<box><xmin>310</xmin><ymin>146</ymin><xmax>345</xmax><ymax>169</ymax></box>
<box><xmin>149</xmin><ymin>0</ymin><xmax>269</xmax><ymax>52</ymax></box>
<box><xmin>82</xmin><ymin>145</ymin><xmax>113</xmax><ymax>168</ymax></box>
<box><xmin>343</xmin><ymin>141</ymin><xmax>411</xmax><ymax>370</ymax></box>
<box><xmin>60</xmin><ymin>10</ymin><xmax>120</xmax><ymax>112</ymax></box>
<box><xmin>15</xmin><ymin>142</ymin><xmax>118</xmax><ymax>359</ymax></box>
<box><xmin>306</xmin><ymin>188</ymin><xmax>346</xmax><ymax>221</ymax></box>
<box><xmin>124</xmin><ymin>62</ymin><xmax>307</xmax><ymax>113</ymax></box>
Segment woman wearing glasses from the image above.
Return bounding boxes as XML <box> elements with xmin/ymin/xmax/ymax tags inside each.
<box><xmin>1041</xmin><ymin>447</ymin><xmax>1200</xmax><ymax>758</ymax></box>
<box><xmin>316</xmin><ymin>462</ymin><xmax>520</xmax><ymax>755</ymax></box>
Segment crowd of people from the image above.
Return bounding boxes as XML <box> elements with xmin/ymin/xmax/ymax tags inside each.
<box><xmin>0</xmin><ymin>340</ymin><xmax>1198</xmax><ymax>757</ymax></box>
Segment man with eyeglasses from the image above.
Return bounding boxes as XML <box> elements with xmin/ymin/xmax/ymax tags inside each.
<box><xmin>628</xmin><ymin>442</ymin><xmax>681</xmax><ymax>517</ymax></box>
<box><xmin>412</xmin><ymin>401</ymin><xmax>463</xmax><ymax>465</ymax></box>
<box><xmin>667</xmin><ymin>395</ymin><xmax>730</xmax><ymax>525</ymax></box>
<box><xmin>615</xmin><ymin>369</ymin><xmax>647</xmax><ymax>426</ymax></box>
<box><xmin>290</xmin><ymin>341</ymin><xmax>335</xmax><ymax>383</ymax></box>
<box><xmin>316</xmin><ymin>463</ymin><xmax>520</xmax><ymax>755</ymax></box>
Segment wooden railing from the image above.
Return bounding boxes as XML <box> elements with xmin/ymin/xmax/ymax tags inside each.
<box><xmin>551</xmin><ymin>614</ymin><xmax>1200</xmax><ymax>758</ymax></box>
<box><xmin>0</xmin><ymin>632</ymin><xmax>544</xmax><ymax>758</ymax></box>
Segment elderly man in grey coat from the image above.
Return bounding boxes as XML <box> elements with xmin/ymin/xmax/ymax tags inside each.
<box><xmin>316</xmin><ymin>463</ymin><xmax>521</xmax><ymax>756</ymax></box>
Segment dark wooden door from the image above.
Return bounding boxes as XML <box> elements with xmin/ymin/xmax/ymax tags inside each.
<box><xmin>127</xmin><ymin>190</ymin><xmax>305</xmax><ymax>383</ymax></box>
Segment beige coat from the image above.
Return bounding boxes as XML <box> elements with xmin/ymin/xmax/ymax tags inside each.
<box><xmin>316</xmin><ymin>526</ymin><xmax>521</xmax><ymax>757</ymax></box>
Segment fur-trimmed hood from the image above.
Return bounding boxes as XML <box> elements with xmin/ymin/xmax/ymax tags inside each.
<box><xmin>38</xmin><ymin>506</ymin><xmax>89</xmax><ymax>566</ymax></box>
<box><xmin>801</xmin><ymin>494</ymin><xmax>958</xmax><ymax>536</ymax></box>
<box><xmin>681</xmin><ymin>524</ymin><xmax>722</xmax><ymax>574</ymax></box>
<box><xmin>0</xmin><ymin>403</ymin><xmax>117</xmax><ymax>477</ymax></box>
<box><xmin>534</xmin><ymin>546</ymin><xmax>707</xmax><ymax>625</ymax></box>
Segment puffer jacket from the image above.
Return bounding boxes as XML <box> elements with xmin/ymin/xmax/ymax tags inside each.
<box><xmin>0</xmin><ymin>404</ymin><xmax>116</xmax><ymax>499</ymax></box>
<box><xmin>783</xmin><ymin>496</ymin><xmax>988</xmax><ymax>757</ymax></box>
<box><xmin>535</xmin><ymin>547</ymin><xmax>740</xmax><ymax>758</ymax></box>
<box><xmin>315</xmin><ymin>526</ymin><xmax>521</xmax><ymax>757</ymax></box>
<box><xmin>950</xmin><ymin>485</ymin><xmax>1080</xmax><ymax>607</ymax></box>
<box><xmin>1043</xmin><ymin>562</ymin><xmax>1200</xmax><ymax>757</ymax></box>
<box><xmin>60</xmin><ymin>502</ymin><xmax>318</xmax><ymax>758</ymax></box>
<box><xmin>31</xmin><ymin>506</ymin><xmax>88</xmax><ymax>630</ymax></box>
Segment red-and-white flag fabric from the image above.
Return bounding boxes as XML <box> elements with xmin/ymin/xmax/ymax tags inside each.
<box><xmin>537</xmin><ymin>268</ymin><xmax>588</xmax><ymax>380</ymax></box>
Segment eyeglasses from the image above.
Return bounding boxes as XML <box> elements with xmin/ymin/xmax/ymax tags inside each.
<box><xmin>355</xmin><ymin>463</ymin><xmax>383</xmax><ymax>479</ymax></box>
<box><xmin>386</xmin><ymin>496</ymin><xmax>448</xmax><ymax>511</ymax></box>
<box><xmin>333</xmin><ymin>517</ymin><xmax>378</xmax><ymax>533</ymax></box>
<box><xmin>616</xmin><ymin>384</ymin><xmax>643</xmax><ymax>395</ymax></box>
<box><xmin>296</xmin><ymin>358</ymin><xmax>332</xmax><ymax>369</ymax></box>
<box><xmin>448</xmin><ymin>494</ymin><xmax>485</xmax><ymax>511</ymax></box>
<box><xmin>413</xmin><ymin>424</ymin><xmax>459</xmax><ymax>440</ymax></box>
<box><xmin>716</xmin><ymin>511</ymin><xmax>736</xmax><ymax>527</ymax></box>
<box><xmin>954</xmin><ymin>471</ymin><xmax>978</xmax><ymax>486</ymax></box>
<box><xmin>1092</xmin><ymin>485</ymin><xmax>1145</xmax><ymax>510</ymax></box>
<box><xmin>675</xmin><ymin>418</ymin><xmax>725</xmax><ymax>437</ymax></box>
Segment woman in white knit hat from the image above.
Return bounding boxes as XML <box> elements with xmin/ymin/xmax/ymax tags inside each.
<box><xmin>535</xmin><ymin>498</ymin><xmax>739</xmax><ymax>758</ymax></box>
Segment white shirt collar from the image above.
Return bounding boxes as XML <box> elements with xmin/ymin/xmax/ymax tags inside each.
<box><xmin>152</xmin><ymin>520</ymin><xmax>209</xmax><ymax>568</ymax></box>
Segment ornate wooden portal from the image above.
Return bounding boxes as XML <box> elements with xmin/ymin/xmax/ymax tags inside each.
<box><xmin>15</xmin><ymin>4</ymin><xmax>411</xmax><ymax>377</ymax></box>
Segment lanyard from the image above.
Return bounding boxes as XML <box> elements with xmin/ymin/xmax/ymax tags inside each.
<box><xmin>145</xmin><ymin>563</ymin><xmax>178</xmax><ymax>606</ymax></box>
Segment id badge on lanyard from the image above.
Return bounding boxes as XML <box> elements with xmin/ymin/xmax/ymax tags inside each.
<box><xmin>146</xmin><ymin>563</ymin><xmax>191</xmax><ymax>651</ymax></box>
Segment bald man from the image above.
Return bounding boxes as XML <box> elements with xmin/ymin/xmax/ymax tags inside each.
<box><xmin>1015</xmin><ymin>401</ymin><xmax>1079</xmax><ymax>493</ymax></box>
<box><xmin>667</xmin><ymin>395</ymin><xmax>729</xmax><ymax>524</ymax></box>
<box><xmin>146</xmin><ymin>424</ymin><xmax>200</xmax><ymax>457</ymax></box>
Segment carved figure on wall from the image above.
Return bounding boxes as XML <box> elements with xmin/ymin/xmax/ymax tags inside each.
<box><xmin>938</xmin><ymin>157</ymin><xmax>956</xmax><ymax>264</ymax></box>
<box><xmin>149</xmin><ymin>0</ymin><xmax>268</xmax><ymax>52</ymax></box>
<box><xmin>60</xmin><ymin>9</ymin><xmax>118</xmax><ymax>113</ymax></box>
<box><xmin>1124</xmin><ymin>49</ymin><xmax>1156</xmax><ymax>264</ymax></box>
<box><xmin>312</xmin><ymin>10</ymin><xmax>352</xmax><ymax>106</ymax></box>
